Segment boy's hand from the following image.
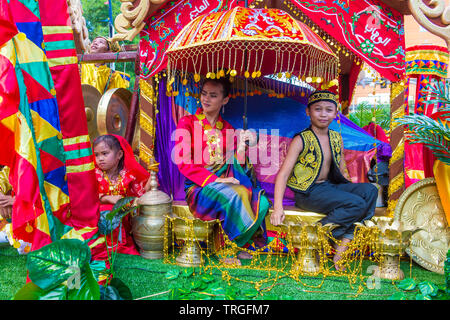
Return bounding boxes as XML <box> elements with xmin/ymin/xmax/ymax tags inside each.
<box><xmin>270</xmin><ymin>208</ymin><xmax>285</xmax><ymax>226</ymax></box>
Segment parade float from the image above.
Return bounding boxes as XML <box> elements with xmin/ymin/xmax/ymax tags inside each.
<box><xmin>0</xmin><ymin>0</ymin><xmax>449</xmax><ymax>300</ymax></box>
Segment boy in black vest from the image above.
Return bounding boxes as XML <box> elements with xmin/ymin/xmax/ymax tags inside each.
<box><xmin>270</xmin><ymin>90</ymin><xmax>378</xmax><ymax>270</ymax></box>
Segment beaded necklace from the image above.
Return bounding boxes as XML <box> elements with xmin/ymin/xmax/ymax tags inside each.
<box><xmin>103</xmin><ymin>171</ymin><xmax>124</xmax><ymax>195</ymax></box>
<box><xmin>196</xmin><ymin>112</ymin><xmax>224</xmax><ymax>164</ymax></box>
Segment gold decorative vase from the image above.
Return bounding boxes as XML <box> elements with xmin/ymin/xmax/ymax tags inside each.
<box><xmin>132</xmin><ymin>171</ymin><xmax>172</xmax><ymax>259</ymax></box>
<box><xmin>172</xmin><ymin>217</ymin><xmax>217</xmax><ymax>267</ymax></box>
<box><xmin>283</xmin><ymin>222</ymin><xmax>337</xmax><ymax>274</ymax></box>
<box><xmin>359</xmin><ymin>218</ymin><xmax>419</xmax><ymax>280</ymax></box>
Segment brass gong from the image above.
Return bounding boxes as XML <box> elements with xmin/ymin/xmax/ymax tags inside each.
<box><xmin>81</xmin><ymin>84</ymin><xmax>102</xmax><ymax>141</ymax></box>
<box><xmin>394</xmin><ymin>178</ymin><xmax>450</xmax><ymax>274</ymax></box>
<box><xmin>97</xmin><ymin>88</ymin><xmax>132</xmax><ymax>137</ymax></box>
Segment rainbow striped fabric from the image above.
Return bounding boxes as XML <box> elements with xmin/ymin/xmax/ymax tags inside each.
<box><xmin>0</xmin><ymin>0</ymin><xmax>100</xmax><ymax>252</ymax></box>
<box><xmin>185</xmin><ymin>156</ymin><xmax>270</xmax><ymax>248</ymax></box>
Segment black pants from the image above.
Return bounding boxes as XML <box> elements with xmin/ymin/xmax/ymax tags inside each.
<box><xmin>294</xmin><ymin>181</ymin><xmax>378</xmax><ymax>240</ymax></box>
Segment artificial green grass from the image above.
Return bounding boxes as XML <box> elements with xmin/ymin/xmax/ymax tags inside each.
<box><xmin>0</xmin><ymin>245</ymin><xmax>446</xmax><ymax>300</ymax></box>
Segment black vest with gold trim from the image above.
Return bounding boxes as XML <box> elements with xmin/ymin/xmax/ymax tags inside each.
<box><xmin>286</xmin><ymin>128</ymin><xmax>349</xmax><ymax>194</ymax></box>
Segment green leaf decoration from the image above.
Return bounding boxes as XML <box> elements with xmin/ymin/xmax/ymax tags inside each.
<box><xmin>14</xmin><ymin>282</ymin><xmax>69</xmax><ymax>300</ymax></box>
<box><xmin>98</xmin><ymin>197</ymin><xmax>137</xmax><ymax>235</ymax></box>
<box><xmin>165</xmin><ymin>269</ymin><xmax>180</xmax><ymax>280</ymax></box>
<box><xmin>420</xmin><ymin>81</ymin><xmax>450</xmax><ymax>108</ymax></box>
<box><xmin>26</xmin><ymin>239</ymin><xmax>91</xmax><ymax>291</ymax></box>
<box><xmin>396</xmin><ymin>113</ymin><xmax>450</xmax><ymax>165</ymax></box>
<box><xmin>200</xmin><ymin>274</ymin><xmax>215</xmax><ymax>283</ymax></box>
<box><xmin>66</xmin><ymin>263</ymin><xmax>100</xmax><ymax>300</ymax></box>
<box><xmin>13</xmin><ymin>282</ymin><xmax>49</xmax><ymax>300</ymax></box>
<box><xmin>206</xmin><ymin>282</ymin><xmax>225</xmax><ymax>296</ymax></box>
<box><xmin>100</xmin><ymin>285</ymin><xmax>123</xmax><ymax>300</ymax></box>
<box><xmin>416</xmin><ymin>294</ymin><xmax>432</xmax><ymax>300</ymax></box>
<box><xmin>89</xmin><ymin>259</ymin><xmax>108</xmax><ymax>282</ymax></box>
<box><xmin>262</xmin><ymin>294</ymin><xmax>279</xmax><ymax>300</ymax></box>
<box><xmin>418</xmin><ymin>281</ymin><xmax>439</xmax><ymax>297</ymax></box>
<box><xmin>106</xmin><ymin>197</ymin><xmax>136</xmax><ymax>221</ymax></box>
<box><xmin>388</xmin><ymin>292</ymin><xmax>407</xmax><ymax>300</ymax></box>
<box><xmin>190</xmin><ymin>279</ymin><xmax>207</xmax><ymax>291</ymax></box>
<box><xmin>193</xmin><ymin>292</ymin><xmax>213</xmax><ymax>300</ymax></box>
<box><xmin>242</xmin><ymin>288</ymin><xmax>259</xmax><ymax>298</ymax></box>
<box><xmin>225</xmin><ymin>287</ymin><xmax>240</xmax><ymax>300</ymax></box>
<box><xmin>168</xmin><ymin>284</ymin><xmax>191</xmax><ymax>300</ymax></box>
<box><xmin>98</xmin><ymin>210</ymin><xmax>122</xmax><ymax>235</ymax></box>
<box><xmin>109</xmin><ymin>278</ymin><xmax>133</xmax><ymax>300</ymax></box>
<box><xmin>182</xmin><ymin>268</ymin><xmax>194</xmax><ymax>278</ymax></box>
<box><xmin>397</xmin><ymin>278</ymin><xmax>417</xmax><ymax>291</ymax></box>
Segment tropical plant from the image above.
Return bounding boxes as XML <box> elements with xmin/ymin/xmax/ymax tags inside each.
<box><xmin>13</xmin><ymin>239</ymin><xmax>102</xmax><ymax>300</ymax></box>
<box><xmin>395</xmin><ymin>80</ymin><xmax>450</xmax><ymax>165</ymax></box>
<box><xmin>349</xmin><ymin>102</ymin><xmax>391</xmax><ymax>131</ymax></box>
<box><xmin>163</xmin><ymin>267</ymin><xmax>293</xmax><ymax>300</ymax></box>
<box><xmin>389</xmin><ymin>250</ymin><xmax>450</xmax><ymax>300</ymax></box>
<box><xmin>13</xmin><ymin>198</ymin><xmax>138</xmax><ymax>300</ymax></box>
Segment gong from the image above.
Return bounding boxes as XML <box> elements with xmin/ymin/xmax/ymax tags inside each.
<box><xmin>81</xmin><ymin>84</ymin><xmax>101</xmax><ymax>141</ymax></box>
<box><xmin>97</xmin><ymin>88</ymin><xmax>132</xmax><ymax>137</ymax></box>
<box><xmin>394</xmin><ymin>178</ymin><xmax>450</xmax><ymax>274</ymax></box>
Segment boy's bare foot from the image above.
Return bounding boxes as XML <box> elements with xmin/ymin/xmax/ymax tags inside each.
<box><xmin>332</xmin><ymin>238</ymin><xmax>351</xmax><ymax>271</ymax></box>
<box><xmin>252</xmin><ymin>237</ymin><xmax>266</xmax><ymax>249</ymax></box>
<box><xmin>237</xmin><ymin>251</ymin><xmax>253</xmax><ymax>260</ymax></box>
<box><xmin>220</xmin><ymin>257</ymin><xmax>242</xmax><ymax>265</ymax></box>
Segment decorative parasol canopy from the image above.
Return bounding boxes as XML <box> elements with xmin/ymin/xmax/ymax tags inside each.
<box><xmin>165</xmin><ymin>6</ymin><xmax>338</xmax><ymax>88</ymax></box>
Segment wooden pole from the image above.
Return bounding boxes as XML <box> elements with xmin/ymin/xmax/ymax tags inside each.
<box><xmin>125</xmin><ymin>47</ymin><xmax>141</xmax><ymax>144</ymax></box>
<box><xmin>77</xmin><ymin>51</ymin><xmax>137</xmax><ymax>64</ymax></box>
<box><xmin>386</xmin><ymin>80</ymin><xmax>407</xmax><ymax>217</ymax></box>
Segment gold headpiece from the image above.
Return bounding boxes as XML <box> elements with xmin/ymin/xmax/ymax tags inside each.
<box><xmin>307</xmin><ymin>90</ymin><xmax>338</xmax><ymax>108</ymax></box>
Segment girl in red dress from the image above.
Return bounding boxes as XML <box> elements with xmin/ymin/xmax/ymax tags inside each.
<box><xmin>92</xmin><ymin>134</ymin><xmax>150</xmax><ymax>259</ymax></box>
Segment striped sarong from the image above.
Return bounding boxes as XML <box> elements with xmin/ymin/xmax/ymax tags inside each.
<box><xmin>185</xmin><ymin>156</ymin><xmax>270</xmax><ymax>247</ymax></box>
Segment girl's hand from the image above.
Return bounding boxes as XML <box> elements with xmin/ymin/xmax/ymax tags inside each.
<box><xmin>100</xmin><ymin>195</ymin><xmax>123</xmax><ymax>205</ymax></box>
<box><xmin>215</xmin><ymin>177</ymin><xmax>239</xmax><ymax>184</ymax></box>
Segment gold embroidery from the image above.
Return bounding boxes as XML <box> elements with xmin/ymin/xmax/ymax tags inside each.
<box><xmin>196</xmin><ymin>113</ymin><xmax>224</xmax><ymax>164</ymax></box>
<box><xmin>287</xmin><ymin>129</ymin><xmax>343</xmax><ymax>193</ymax></box>
<box><xmin>308</xmin><ymin>91</ymin><xmax>338</xmax><ymax>106</ymax></box>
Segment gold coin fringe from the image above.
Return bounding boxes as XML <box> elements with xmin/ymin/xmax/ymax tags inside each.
<box><xmin>165</xmin><ymin>65</ymin><xmax>337</xmax><ymax>100</ymax></box>
<box><xmin>162</xmin><ymin>215</ymin><xmax>411</xmax><ymax>298</ymax></box>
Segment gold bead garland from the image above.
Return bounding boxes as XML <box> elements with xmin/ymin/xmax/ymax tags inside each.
<box><xmin>162</xmin><ymin>213</ymin><xmax>393</xmax><ymax>298</ymax></box>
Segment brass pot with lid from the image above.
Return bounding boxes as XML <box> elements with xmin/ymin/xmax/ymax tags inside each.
<box><xmin>132</xmin><ymin>171</ymin><xmax>172</xmax><ymax>259</ymax></box>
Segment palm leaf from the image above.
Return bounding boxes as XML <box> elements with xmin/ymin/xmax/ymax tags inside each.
<box><xmin>396</xmin><ymin>113</ymin><xmax>450</xmax><ymax>165</ymax></box>
<box><xmin>420</xmin><ymin>80</ymin><xmax>450</xmax><ymax>111</ymax></box>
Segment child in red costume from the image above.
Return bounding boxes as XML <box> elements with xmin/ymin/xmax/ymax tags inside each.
<box><xmin>91</xmin><ymin>134</ymin><xmax>151</xmax><ymax>259</ymax></box>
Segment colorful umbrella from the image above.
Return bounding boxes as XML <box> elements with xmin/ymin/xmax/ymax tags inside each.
<box><xmin>166</xmin><ymin>6</ymin><xmax>338</xmax><ymax>84</ymax></box>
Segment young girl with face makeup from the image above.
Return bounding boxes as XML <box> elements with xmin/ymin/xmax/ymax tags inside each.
<box><xmin>92</xmin><ymin>134</ymin><xmax>151</xmax><ymax>258</ymax></box>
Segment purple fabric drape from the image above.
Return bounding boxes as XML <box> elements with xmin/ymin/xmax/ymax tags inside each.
<box><xmin>155</xmin><ymin>78</ymin><xmax>186</xmax><ymax>201</ymax></box>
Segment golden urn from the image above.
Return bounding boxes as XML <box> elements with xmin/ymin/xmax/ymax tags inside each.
<box><xmin>358</xmin><ymin>217</ymin><xmax>420</xmax><ymax>280</ymax></box>
<box><xmin>132</xmin><ymin>171</ymin><xmax>172</xmax><ymax>259</ymax></box>
<box><xmin>282</xmin><ymin>221</ymin><xmax>337</xmax><ymax>274</ymax></box>
<box><xmin>172</xmin><ymin>216</ymin><xmax>217</xmax><ymax>267</ymax></box>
